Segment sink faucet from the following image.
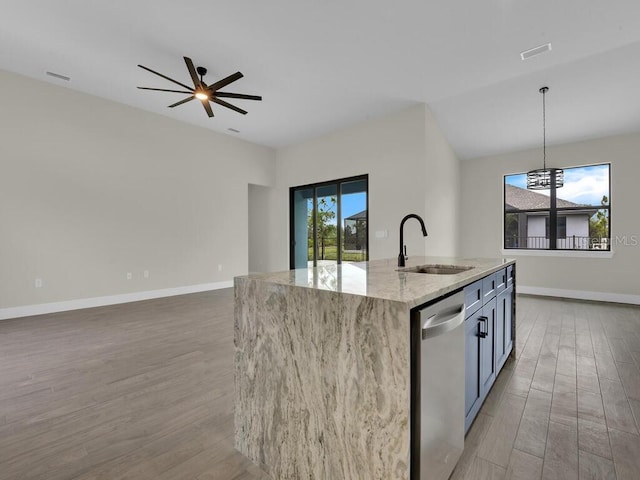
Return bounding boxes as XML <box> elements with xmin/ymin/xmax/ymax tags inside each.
<box><xmin>398</xmin><ymin>214</ymin><xmax>428</xmax><ymax>267</ymax></box>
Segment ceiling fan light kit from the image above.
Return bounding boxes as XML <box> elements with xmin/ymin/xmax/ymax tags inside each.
<box><xmin>137</xmin><ymin>56</ymin><xmax>261</xmax><ymax>118</ymax></box>
<box><xmin>527</xmin><ymin>86</ymin><xmax>564</xmax><ymax>190</ymax></box>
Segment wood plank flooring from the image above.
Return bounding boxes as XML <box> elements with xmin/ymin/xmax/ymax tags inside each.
<box><xmin>1</xmin><ymin>291</ymin><xmax>639</xmax><ymax>479</ymax></box>
<box><xmin>0</xmin><ymin>289</ymin><xmax>268</xmax><ymax>480</ymax></box>
<box><xmin>452</xmin><ymin>295</ymin><xmax>640</xmax><ymax>480</ymax></box>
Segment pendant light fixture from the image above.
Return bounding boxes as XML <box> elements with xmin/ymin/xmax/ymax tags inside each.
<box><xmin>527</xmin><ymin>86</ymin><xmax>564</xmax><ymax>190</ymax></box>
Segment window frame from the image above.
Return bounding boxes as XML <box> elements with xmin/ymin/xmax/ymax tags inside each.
<box><xmin>503</xmin><ymin>163</ymin><xmax>611</xmax><ymax>252</ymax></box>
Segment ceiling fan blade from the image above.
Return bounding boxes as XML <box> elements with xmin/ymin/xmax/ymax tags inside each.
<box><xmin>202</xmin><ymin>100</ymin><xmax>214</xmax><ymax>117</ymax></box>
<box><xmin>184</xmin><ymin>56</ymin><xmax>201</xmax><ymax>89</ymax></box>
<box><xmin>168</xmin><ymin>96</ymin><xmax>195</xmax><ymax>108</ymax></box>
<box><xmin>208</xmin><ymin>72</ymin><xmax>243</xmax><ymax>91</ymax></box>
<box><xmin>138</xmin><ymin>86</ymin><xmax>193</xmax><ymax>94</ymax></box>
<box><xmin>138</xmin><ymin>64</ymin><xmax>193</xmax><ymax>91</ymax></box>
<box><xmin>214</xmin><ymin>92</ymin><xmax>262</xmax><ymax>101</ymax></box>
<box><xmin>211</xmin><ymin>97</ymin><xmax>247</xmax><ymax>115</ymax></box>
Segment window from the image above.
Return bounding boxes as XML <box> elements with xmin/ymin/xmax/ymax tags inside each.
<box><xmin>290</xmin><ymin>175</ymin><xmax>368</xmax><ymax>268</ymax></box>
<box><xmin>545</xmin><ymin>216</ymin><xmax>566</xmax><ymax>239</ymax></box>
<box><xmin>504</xmin><ymin>164</ymin><xmax>610</xmax><ymax>251</ymax></box>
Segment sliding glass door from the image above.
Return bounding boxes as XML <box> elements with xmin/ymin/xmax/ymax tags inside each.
<box><xmin>290</xmin><ymin>175</ymin><xmax>368</xmax><ymax>269</ymax></box>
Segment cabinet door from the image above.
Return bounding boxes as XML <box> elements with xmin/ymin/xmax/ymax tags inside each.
<box><xmin>495</xmin><ymin>285</ymin><xmax>514</xmax><ymax>372</ymax></box>
<box><xmin>464</xmin><ymin>310</ymin><xmax>482</xmax><ymax>432</ymax></box>
<box><xmin>503</xmin><ymin>286</ymin><xmax>513</xmax><ymax>359</ymax></box>
<box><xmin>479</xmin><ymin>298</ymin><xmax>496</xmax><ymax>398</ymax></box>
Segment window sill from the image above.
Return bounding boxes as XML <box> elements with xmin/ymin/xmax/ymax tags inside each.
<box><xmin>501</xmin><ymin>249</ymin><xmax>615</xmax><ymax>259</ymax></box>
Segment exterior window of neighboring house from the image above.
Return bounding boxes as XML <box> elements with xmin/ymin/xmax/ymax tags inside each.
<box><xmin>290</xmin><ymin>175</ymin><xmax>368</xmax><ymax>268</ymax></box>
<box><xmin>545</xmin><ymin>216</ymin><xmax>566</xmax><ymax>239</ymax></box>
<box><xmin>504</xmin><ymin>164</ymin><xmax>610</xmax><ymax>251</ymax></box>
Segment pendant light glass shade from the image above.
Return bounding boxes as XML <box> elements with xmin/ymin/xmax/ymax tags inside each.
<box><xmin>527</xmin><ymin>87</ymin><xmax>564</xmax><ymax>190</ymax></box>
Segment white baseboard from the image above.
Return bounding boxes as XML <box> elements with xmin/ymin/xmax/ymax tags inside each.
<box><xmin>518</xmin><ymin>285</ymin><xmax>640</xmax><ymax>305</ymax></box>
<box><xmin>0</xmin><ymin>281</ymin><xmax>233</xmax><ymax>321</ymax></box>
<box><xmin>4</xmin><ymin>282</ymin><xmax>636</xmax><ymax>321</ymax></box>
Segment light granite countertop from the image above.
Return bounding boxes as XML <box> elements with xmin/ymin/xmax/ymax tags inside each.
<box><xmin>238</xmin><ymin>256</ymin><xmax>515</xmax><ymax>309</ymax></box>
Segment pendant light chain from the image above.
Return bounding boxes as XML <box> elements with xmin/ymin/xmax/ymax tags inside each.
<box><xmin>527</xmin><ymin>85</ymin><xmax>562</xmax><ymax>190</ymax></box>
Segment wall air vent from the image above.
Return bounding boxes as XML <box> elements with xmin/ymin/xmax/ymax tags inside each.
<box><xmin>520</xmin><ymin>43</ymin><xmax>552</xmax><ymax>60</ymax></box>
<box><xmin>46</xmin><ymin>71</ymin><xmax>71</xmax><ymax>81</ymax></box>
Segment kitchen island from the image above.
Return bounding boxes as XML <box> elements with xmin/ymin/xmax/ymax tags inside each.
<box><xmin>234</xmin><ymin>256</ymin><xmax>515</xmax><ymax>479</ymax></box>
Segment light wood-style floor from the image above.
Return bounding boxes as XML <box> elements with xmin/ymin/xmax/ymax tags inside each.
<box><xmin>0</xmin><ymin>289</ymin><xmax>268</xmax><ymax>480</ymax></box>
<box><xmin>452</xmin><ymin>295</ymin><xmax>640</xmax><ymax>480</ymax></box>
<box><xmin>1</xmin><ymin>291</ymin><xmax>639</xmax><ymax>479</ymax></box>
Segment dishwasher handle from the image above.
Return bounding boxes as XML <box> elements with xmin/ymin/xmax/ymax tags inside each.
<box><xmin>421</xmin><ymin>304</ymin><xmax>465</xmax><ymax>340</ymax></box>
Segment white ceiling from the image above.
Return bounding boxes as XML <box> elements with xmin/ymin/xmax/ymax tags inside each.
<box><xmin>2</xmin><ymin>0</ymin><xmax>640</xmax><ymax>160</ymax></box>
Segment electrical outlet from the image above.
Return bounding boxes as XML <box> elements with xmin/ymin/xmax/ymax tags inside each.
<box><xmin>35</xmin><ymin>278</ymin><xmax>43</xmax><ymax>288</ymax></box>
<box><xmin>126</xmin><ymin>272</ymin><xmax>132</xmax><ymax>280</ymax></box>
<box><xmin>218</xmin><ymin>264</ymin><xmax>223</xmax><ymax>272</ymax></box>
<box><xmin>143</xmin><ymin>270</ymin><xmax>149</xmax><ymax>279</ymax></box>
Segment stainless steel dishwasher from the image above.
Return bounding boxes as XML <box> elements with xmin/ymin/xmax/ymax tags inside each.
<box><xmin>411</xmin><ymin>290</ymin><xmax>466</xmax><ymax>480</ymax></box>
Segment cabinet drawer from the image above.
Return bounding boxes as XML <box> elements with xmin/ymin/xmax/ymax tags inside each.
<box><xmin>464</xmin><ymin>280</ymin><xmax>483</xmax><ymax>317</ymax></box>
<box><xmin>482</xmin><ymin>273</ymin><xmax>498</xmax><ymax>302</ymax></box>
<box><xmin>506</xmin><ymin>264</ymin><xmax>514</xmax><ymax>287</ymax></box>
<box><xmin>496</xmin><ymin>268</ymin><xmax>507</xmax><ymax>293</ymax></box>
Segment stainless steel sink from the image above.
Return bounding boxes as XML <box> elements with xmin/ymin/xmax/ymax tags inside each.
<box><xmin>398</xmin><ymin>264</ymin><xmax>474</xmax><ymax>275</ymax></box>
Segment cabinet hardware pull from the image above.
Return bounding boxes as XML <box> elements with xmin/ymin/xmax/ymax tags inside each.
<box><xmin>478</xmin><ymin>316</ymin><xmax>488</xmax><ymax>338</ymax></box>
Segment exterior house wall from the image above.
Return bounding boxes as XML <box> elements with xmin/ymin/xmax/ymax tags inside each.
<box><xmin>561</xmin><ymin>214</ymin><xmax>590</xmax><ymax>249</ymax></box>
<box><xmin>527</xmin><ymin>216</ymin><xmax>548</xmax><ymax>249</ymax></box>
<box><xmin>526</xmin><ymin>214</ymin><xmax>591</xmax><ymax>250</ymax></box>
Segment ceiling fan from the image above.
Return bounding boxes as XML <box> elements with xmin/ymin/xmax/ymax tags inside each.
<box><xmin>137</xmin><ymin>56</ymin><xmax>261</xmax><ymax>118</ymax></box>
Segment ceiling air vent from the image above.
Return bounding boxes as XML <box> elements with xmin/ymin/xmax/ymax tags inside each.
<box><xmin>520</xmin><ymin>43</ymin><xmax>552</xmax><ymax>60</ymax></box>
<box><xmin>46</xmin><ymin>71</ymin><xmax>71</xmax><ymax>81</ymax></box>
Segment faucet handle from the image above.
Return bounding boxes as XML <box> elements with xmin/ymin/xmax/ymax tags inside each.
<box><xmin>403</xmin><ymin>245</ymin><xmax>407</xmax><ymax>260</ymax></box>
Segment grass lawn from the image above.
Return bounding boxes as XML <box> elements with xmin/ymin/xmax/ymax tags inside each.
<box><xmin>308</xmin><ymin>245</ymin><xmax>366</xmax><ymax>262</ymax></box>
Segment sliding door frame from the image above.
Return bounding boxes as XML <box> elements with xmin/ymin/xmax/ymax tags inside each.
<box><xmin>289</xmin><ymin>174</ymin><xmax>369</xmax><ymax>269</ymax></box>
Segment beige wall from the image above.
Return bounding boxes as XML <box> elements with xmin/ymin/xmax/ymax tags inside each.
<box><xmin>425</xmin><ymin>107</ymin><xmax>461</xmax><ymax>256</ymax></box>
<box><xmin>248</xmin><ymin>184</ymin><xmax>273</xmax><ymax>274</ymax></box>
<box><xmin>460</xmin><ymin>132</ymin><xmax>640</xmax><ymax>300</ymax></box>
<box><xmin>6</xmin><ymin>64</ymin><xmax>634</xmax><ymax>310</ymax></box>
<box><xmin>265</xmin><ymin>104</ymin><xmax>461</xmax><ymax>272</ymax></box>
<box><xmin>0</xmin><ymin>69</ymin><xmax>275</xmax><ymax>309</ymax></box>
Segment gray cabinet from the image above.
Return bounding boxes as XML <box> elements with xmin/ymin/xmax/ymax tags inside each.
<box><xmin>464</xmin><ymin>280</ymin><xmax>482</xmax><ymax>317</ymax></box>
<box><xmin>464</xmin><ymin>308</ymin><xmax>482</xmax><ymax>430</ymax></box>
<box><xmin>496</xmin><ymin>268</ymin><xmax>507</xmax><ymax>293</ymax></box>
<box><xmin>479</xmin><ymin>298</ymin><xmax>497</xmax><ymax>397</ymax></box>
<box><xmin>464</xmin><ymin>266</ymin><xmax>514</xmax><ymax>433</ymax></box>
<box><xmin>496</xmin><ymin>285</ymin><xmax>513</xmax><ymax>371</ymax></box>
<box><xmin>482</xmin><ymin>273</ymin><xmax>497</xmax><ymax>304</ymax></box>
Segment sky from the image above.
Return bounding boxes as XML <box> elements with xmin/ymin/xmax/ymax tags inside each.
<box><xmin>305</xmin><ymin>191</ymin><xmax>366</xmax><ymax>225</ymax></box>
<box><xmin>505</xmin><ymin>164</ymin><xmax>609</xmax><ymax>206</ymax></box>
<box><xmin>341</xmin><ymin>192</ymin><xmax>366</xmax><ymax>219</ymax></box>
